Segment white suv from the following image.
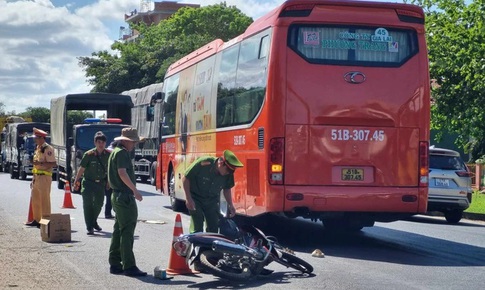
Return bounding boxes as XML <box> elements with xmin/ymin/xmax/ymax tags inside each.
<box><xmin>428</xmin><ymin>147</ymin><xmax>472</xmax><ymax>223</ymax></box>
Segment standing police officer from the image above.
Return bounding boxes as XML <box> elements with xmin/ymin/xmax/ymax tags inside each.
<box><xmin>107</xmin><ymin>128</ymin><xmax>146</xmax><ymax>277</ymax></box>
<box><xmin>182</xmin><ymin>150</ymin><xmax>243</xmax><ymax>233</ymax></box>
<box><xmin>26</xmin><ymin>128</ymin><xmax>56</xmax><ymax>228</ymax></box>
<box><xmin>73</xmin><ymin>131</ymin><xmax>110</xmax><ymax>235</ymax></box>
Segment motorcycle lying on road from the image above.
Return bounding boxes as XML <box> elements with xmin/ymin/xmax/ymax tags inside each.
<box><xmin>172</xmin><ymin>217</ymin><xmax>314</xmax><ymax>281</ymax></box>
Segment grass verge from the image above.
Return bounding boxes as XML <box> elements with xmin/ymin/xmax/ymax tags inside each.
<box><xmin>465</xmin><ymin>191</ymin><xmax>485</xmax><ymax>214</ymax></box>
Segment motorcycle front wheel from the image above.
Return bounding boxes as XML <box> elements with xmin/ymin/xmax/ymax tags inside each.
<box><xmin>277</xmin><ymin>251</ymin><xmax>314</xmax><ymax>274</ymax></box>
<box><xmin>199</xmin><ymin>250</ymin><xmax>252</xmax><ymax>281</ymax></box>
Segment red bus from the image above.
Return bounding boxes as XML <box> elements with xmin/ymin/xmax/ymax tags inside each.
<box><xmin>156</xmin><ymin>0</ymin><xmax>430</xmax><ymax>230</ymax></box>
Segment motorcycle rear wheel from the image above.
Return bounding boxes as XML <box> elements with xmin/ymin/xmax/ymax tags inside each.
<box><xmin>199</xmin><ymin>250</ymin><xmax>252</xmax><ymax>281</ymax></box>
<box><xmin>277</xmin><ymin>251</ymin><xmax>314</xmax><ymax>274</ymax></box>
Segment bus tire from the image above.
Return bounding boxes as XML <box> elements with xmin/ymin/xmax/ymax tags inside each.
<box><xmin>150</xmin><ymin>162</ymin><xmax>157</xmax><ymax>186</ymax></box>
<box><xmin>169</xmin><ymin>169</ymin><xmax>185</xmax><ymax>212</ymax></box>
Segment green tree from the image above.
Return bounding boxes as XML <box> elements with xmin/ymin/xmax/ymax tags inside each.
<box><xmin>413</xmin><ymin>0</ymin><xmax>485</xmax><ymax>159</ymax></box>
<box><xmin>0</xmin><ymin>102</ymin><xmax>5</xmax><ymax>116</ymax></box>
<box><xmin>20</xmin><ymin>107</ymin><xmax>50</xmax><ymax>122</ymax></box>
<box><xmin>78</xmin><ymin>3</ymin><xmax>252</xmax><ymax>93</ymax></box>
<box><xmin>67</xmin><ymin>111</ymin><xmax>94</xmax><ymax>125</ymax></box>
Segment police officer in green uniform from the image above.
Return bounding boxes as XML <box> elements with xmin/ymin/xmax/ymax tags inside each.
<box><xmin>73</xmin><ymin>131</ymin><xmax>110</xmax><ymax>235</ymax></box>
<box><xmin>183</xmin><ymin>150</ymin><xmax>244</xmax><ymax>233</ymax></box>
<box><xmin>107</xmin><ymin>128</ymin><xmax>147</xmax><ymax>277</ymax></box>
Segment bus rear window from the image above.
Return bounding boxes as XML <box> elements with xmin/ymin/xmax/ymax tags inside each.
<box><xmin>288</xmin><ymin>25</ymin><xmax>419</xmax><ymax>67</ymax></box>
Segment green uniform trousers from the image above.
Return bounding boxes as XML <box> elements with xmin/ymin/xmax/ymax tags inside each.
<box><xmin>81</xmin><ymin>179</ymin><xmax>105</xmax><ymax>230</ymax></box>
<box><xmin>109</xmin><ymin>191</ymin><xmax>138</xmax><ymax>270</ymax></box>
<box><xmin>189</xmin><ymin>197</ymin><xmax>220</xmax><ymax>233</ymax></box>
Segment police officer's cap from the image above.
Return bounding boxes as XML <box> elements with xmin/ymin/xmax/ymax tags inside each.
<box><xmin>33</xmin><ymin>127</ymin><xmax>47</xmax><ymax>138</ymax></box>
<box><xmin>223</xmin><ymin>150</ymin><xmax>243</xmax><ymax>170</ymax></box>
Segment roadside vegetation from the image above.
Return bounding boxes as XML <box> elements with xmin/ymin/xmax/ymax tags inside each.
<box><xmin>465</xmin><ymin>191</ymin><xmax>485</xmax><ymax>214</ymax></box>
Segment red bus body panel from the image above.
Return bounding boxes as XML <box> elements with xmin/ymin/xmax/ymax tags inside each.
<box><xmin>158</xmin><ymin>0</ymin><xmax>430</xmax><ymax>221</ymax></box>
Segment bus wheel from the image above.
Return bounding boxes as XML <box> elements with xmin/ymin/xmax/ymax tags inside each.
<box><xmin>150</xmin><ymin>162</ymin><xmax>157</xmax><ymax>186</ymax></box>
<box><xmin>169</xmin><ymin>169</ymin><xmax>185</xmax><ymax>212</ymax></box>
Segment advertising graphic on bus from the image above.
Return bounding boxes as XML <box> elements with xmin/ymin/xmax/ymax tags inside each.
<box><xmin>156</xmin><ymin>0</ymin><xmax>430</xmax><ymax>230</ymax></box>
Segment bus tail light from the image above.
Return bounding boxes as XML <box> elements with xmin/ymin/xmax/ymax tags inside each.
<box><xmin>396</xmin><ymin>9</ymin><xmax>424</xmax><ymax>24</ymax></box>
<box><xmin>419</xmin><ymin>141</ymin><xmax>429</xmax><ymax>187</ymax></box>
<box><xmin>396</xmin><ymin>9</ymin><xmax>423</xmax><ymax>19</ymax></box>
<box><xmin>269</xmin><ymin>138</ymin><xmax>285</xmax><ymax>185</ymax></box>
<box><xmin>280</xmin><ymin>4</ymin><xmax>315</xmax><ymax>17</ymax></box>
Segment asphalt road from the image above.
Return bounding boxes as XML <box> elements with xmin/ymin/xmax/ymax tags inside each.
<box><xmin>1</xmin><ymin>173</ymin><xmax>484</xmax><ymax>289</ymax></box>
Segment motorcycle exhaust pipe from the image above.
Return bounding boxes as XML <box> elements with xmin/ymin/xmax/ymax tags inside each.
<box><xmin>212</xmin><ymin>240</ymin><xmax>264</xmax><ymax>259</ymax></box>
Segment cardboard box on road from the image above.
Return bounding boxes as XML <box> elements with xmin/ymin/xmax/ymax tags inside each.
<box><xmin>40</xmin><ymin>213</ymin><xmax>71</xmax><ymax>243</ymax></box>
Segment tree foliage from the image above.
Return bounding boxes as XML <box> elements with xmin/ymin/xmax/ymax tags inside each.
<box><xmin>412</xmin><ymin>0</ymin><xmax>485</xmax><ymax>159</ymax></box>
<box><xmin>20</xmin><ymin>107</ymin><xmax>51</xmax><ymax>122</ymax></box>
<box><xmin>67</xmin><ymin>111</ymin><xmax>94</xmax><ymax>125</ymax></box>
<box><xmin>78</xmin><ymin>3</ymin><xmax>252</xmax><ymax>94</ymax></box>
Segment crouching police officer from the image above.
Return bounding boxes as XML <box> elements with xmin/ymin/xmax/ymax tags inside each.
<box><xmin>26</xmin><ymin>128</ymin><xmax>56</xmax><ymax>228</ymax></box>
<box><xmin>73</xmin><ymin>131</ymin><xmax>110</xmax><ymax>235</ymax></box>
<box><xmin>182</xmin><ymin>150</ymin><xmax>243</xmax><ymax>234</ymax></box>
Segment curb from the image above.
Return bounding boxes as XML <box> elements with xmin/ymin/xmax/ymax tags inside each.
<box><xmin>427</xmin><ymin>211</ymin><xmax>485</xmax><ymax>221</ymax></box>
<box><xmin>463</xmin><ymin>212</ymin><xmax>485</xmax><ymax>221</ymax></box>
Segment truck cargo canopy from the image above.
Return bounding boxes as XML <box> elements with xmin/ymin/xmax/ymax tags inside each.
<box><xmin>50</xmin><ymin>93</ymin><xmax>134</xmax><ymax>148</ymax></box>
<box><xmin>122</xmin><ymin>83</ymin><xmax>163</xmax><ymax>140</ymax></box>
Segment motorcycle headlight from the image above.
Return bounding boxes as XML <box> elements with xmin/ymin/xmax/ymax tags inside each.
<box><xmin>173</xmin><ymin>237</ymin><xmax>190</xmax><ymax>257</ymax></box>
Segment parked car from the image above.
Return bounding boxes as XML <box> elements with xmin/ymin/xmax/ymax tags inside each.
<box><xmin>428</xmin><ymin>146</ymin><xmax>473</xmax><ymax>223</ymax></box>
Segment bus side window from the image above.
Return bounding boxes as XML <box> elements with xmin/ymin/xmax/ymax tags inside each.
<box><xmin>217</xmin><ymin>95</ymin><xmax>234</xmax><ymax>127</ymax></box>
<box><xmin>216</xmin><ymin>45</ymin><xmax>239</xmax><ymax>128</ymax></box>
<box><xmin>162</xmin><ymin>75</ymin><xmax>179</xmax><ymax>135</ymax></box>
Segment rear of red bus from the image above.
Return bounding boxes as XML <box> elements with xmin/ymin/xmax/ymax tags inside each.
<box><xmin>264</xmin><ymin>1</ymin><xmax>430</xmax><ymax>229</ymax></box>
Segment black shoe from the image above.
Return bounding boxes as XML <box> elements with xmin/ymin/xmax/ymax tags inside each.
<box><xmin>110</xmin><ymin>265</ymin><xmax>124</xmax><ymax>275</ymax></box>
<box><xmin>25</xmin><ymin>220</ymin><xmax>40</xmax><ymax>227</ymax></box>
<box><xmin>87</xmin><ymin>229</ymin><xmax>95</xmax><ymax>235</ymax></box>
<box><xmin>94</xmin><ymin>224</ymin><xmax>102</xmax><ymax>231</ymax></box>
<box><xmin>124</xmin><ymin>266</ymin><xmax>147</xmax><ymax>277</ymax></box>
<box><xmin>105</xmin><ymin>214</ymin><xmax>114</xmax><ymax>219</ymax></box>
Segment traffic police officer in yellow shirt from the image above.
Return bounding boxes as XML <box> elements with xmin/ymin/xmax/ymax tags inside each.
<box><xmin>26</xmin><ymin>128</ymin><xmax>56</xmax><ymax>228</ymax></box>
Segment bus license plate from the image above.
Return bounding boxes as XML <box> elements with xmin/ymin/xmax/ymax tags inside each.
<box><xmin>341</xmin><ymin>168</ymin><xmax>364</xmax><ymax>181</ymax></box>
<box><xmin>435</xmin><ymin>178</ymin><xmax>450</xmax><ymax>187</ymax></box>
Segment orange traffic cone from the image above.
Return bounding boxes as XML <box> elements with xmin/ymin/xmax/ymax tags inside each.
<box><xmin>166</xmin><ymin>214</ymin><xmax>197</xmax><ymax>275</ymax></box>
<box><xmin>61</xmin><ymin>181</ymin><xmax>76</xmax><ymax>209</ymax></box>
<box><xmin>24</xmin><ymin>196</ymin><xmax>34</xmax><ymax>224</ymax></box>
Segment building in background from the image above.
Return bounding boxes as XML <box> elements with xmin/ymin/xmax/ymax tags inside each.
<box><xmin>120</xmin><ymin>0</ymin><xmax>200</xmax><ymax>42</ymax></box>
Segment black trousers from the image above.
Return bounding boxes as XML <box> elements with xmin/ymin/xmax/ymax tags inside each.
<box><xmin>105</xmin><ymin>188</ymin><xmax>113</xmax><ymax>216</ymax></box>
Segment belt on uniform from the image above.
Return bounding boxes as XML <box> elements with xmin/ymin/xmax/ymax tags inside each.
<box><xmin>32</xmin><ymin>169</ymin><xmax>52</xmax><ymax>176</ymax></box>
<box><xmin>86</xmin><ymin>179</ymin><xmax>105</xmax><ymax>183</ymax></box>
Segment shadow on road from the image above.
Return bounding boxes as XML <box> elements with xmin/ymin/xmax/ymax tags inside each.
<box><xmin>229</xmin><ymin>214</ymin><xmax>485</xmax><ymax>268</ymax></box>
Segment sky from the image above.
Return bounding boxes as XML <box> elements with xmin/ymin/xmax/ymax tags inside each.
<box><xmin>0</xmin><ymin>0</ymin><xmax>401</xmax><ymax>114</ymax></box>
